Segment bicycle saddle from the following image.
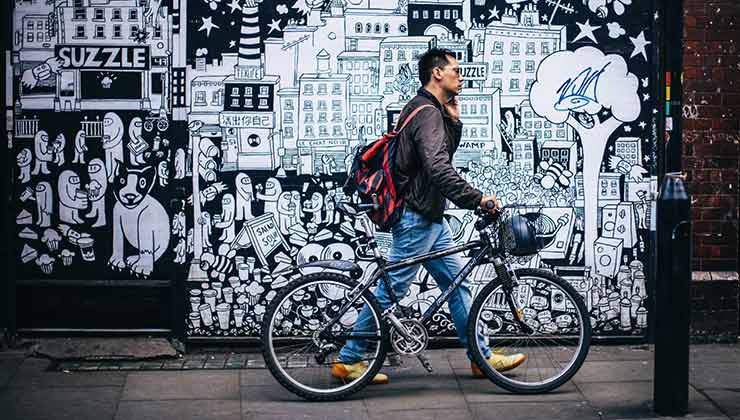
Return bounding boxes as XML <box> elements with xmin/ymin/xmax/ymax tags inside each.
<box><xmin>298</xmin><ymin>259</ymin><xmax>363</xmax><ymax>280</ymax></box>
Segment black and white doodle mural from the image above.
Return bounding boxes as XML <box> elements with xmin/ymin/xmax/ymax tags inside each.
<box><xmin>10</xmin><ymin>0</ymin><xmax>192</xmax><ymax>281</ymax></box>
<box><xmin>10</xmin><ymin>0</ymin><xmax>658</xmax><ymax>339</ymax></box>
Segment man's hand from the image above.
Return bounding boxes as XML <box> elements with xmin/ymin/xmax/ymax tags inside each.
<box><xmin>444</xmin><ymin>96</ymin><xmax>460</xmax><ymax>122</ymax></box>
<box><xmin>480</xmin><ymin>194</ymin><xmax>499</xmax><ymax>214</ymax></box>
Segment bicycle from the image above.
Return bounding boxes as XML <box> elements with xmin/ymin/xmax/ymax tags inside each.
<box><xmin>261</xmin><ymin>201</ymin><xmax>591</xmax><ymax>401</ymax></box>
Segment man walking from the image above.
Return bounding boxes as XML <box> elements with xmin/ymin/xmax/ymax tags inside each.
<box><xmin>333</xmin><ymin>49</ymin><xmax>526</xmax><ymax>384</ymax></box>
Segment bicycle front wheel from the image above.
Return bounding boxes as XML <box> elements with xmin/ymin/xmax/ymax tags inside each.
<box><xmin>467</xmin><ymin>268</ymin><xmax>591</xmax><ymax>393</ymax></box>
<box><xmin>261</xmin><ymin>273</ymin><xmax>388</xmax><ymax>401</ymax></box>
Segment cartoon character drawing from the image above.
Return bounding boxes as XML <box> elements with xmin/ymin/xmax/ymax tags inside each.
<box><xmin>35</xmin><ymin>182</ymin><xmax>53</xmax><ymax>227</ymax></box>
<box><xmin>73</xmin><ymin>130</ymin><xmax>87</xmax><ymax>164</ymax></box>
<box><xmin>58</xmin><ymin>170</ymin><xmax>88</xmax><ymax>224</ymax></box>
<box><xmin>276</xmin><ymin>192</ymin><xmax>295</xmax><ymax>235</ymax></box>
<box><xmin>235</xmin><ymin>173</ymin><xmax>254</xmax><ymax>221</ymax></box>
<box><xmin>214</xmin><ymin>193</ymin><xmax>236</xmax><ymax>243</ymax></box>
<box><xmin>31</xmin><ymin>130</ymin><xmax>53</xmax><ymax>175</ymax></box>
<box><xmin>173</xmin><ymin>238</ymin><xmax>187</xmax><ymax>264</ymax></box>
<box><xmin>172</xmin><ymin>210</ymin><xmax>186</xmax><ymax>238</ymax></box>
<box><xmin>109</xmin><ymin>162</ymin><xmax>171</xmax><ymax>277</ymax></box>
<box><xmin>127</xmin><ymin>117</ymin><xmax>148</xmax><ymax>165</ymax></box>
<box><xmin>16</xmin><ymin>148</ymin><xmax>32</xmax><ymax>183</ymax></box>
<box><xmin>324</xmin><ymin>191</ymin><xmax>339</xmax><ymax>224</ymax></box>
<box><xmin>174</xmin><ymin>148</ymin><xmax>186</xmax><ymax>179</ymax></box>
<box><xmin>199</xmin><ymin>211</ymin><xmax>213</xmax><ymax>251</ymax></box>
<box><xmin>303</xmin><ymin>192</ymin><xmax>324</xmax><ymax>225</ymax></box>
<box><xmin>256</xmin><ymin>177</ymin><xmax>282</xmax><ymax>216</ymax></box>
<box><xmin>86</xmin><ymin>158</ymin><xmax>107</xmax><ymax>227</ymax></box>
<box><xmin>291</xmin><ymin>191</ymin><xmax>304</xmax><ymax>223</ymax></box>
<box><xmin>52</xmin><ymin>133</ymin><xmax>66</xmax><ymax>166</ymax></box>
<box><xmin>102</xmin><ymin>112</ymin><xmax>125</xmax><ymax>183</ymax></box>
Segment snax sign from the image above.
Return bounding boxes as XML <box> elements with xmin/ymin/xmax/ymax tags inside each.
<box><xmin>55</xmin><ymin>45</ymin><xmax>151</xmax><ymax>70</ymax></box>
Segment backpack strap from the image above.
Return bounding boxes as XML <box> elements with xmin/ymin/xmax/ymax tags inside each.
<box><xmin>394</xmin><ymin>104</ymin><xmax>435</xmax><ymax>133</ymax></box>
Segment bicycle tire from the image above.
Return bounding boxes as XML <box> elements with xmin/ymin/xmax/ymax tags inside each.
<box><xmin>261</xmin><ymin>272</ymin><xmax>389</xmax><ymax>401</ymax></box>
<box><xmin>467</xmin><ymin>268</ymin><xmax>591</xmax><ymax>394</ymax></box>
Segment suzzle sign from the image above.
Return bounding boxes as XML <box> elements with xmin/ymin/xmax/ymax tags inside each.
<box><xmin>55</xmin><ymin>45</ymin><xmax>151</xmax><ymax>70</ymax></box>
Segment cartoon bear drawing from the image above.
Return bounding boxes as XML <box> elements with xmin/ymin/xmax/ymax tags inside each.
<box><xmin>109</xmin><ymin>161</ymin><xmax>170</xmax><ymax>277</ymax></box>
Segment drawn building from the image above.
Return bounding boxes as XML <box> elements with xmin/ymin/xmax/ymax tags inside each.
<box><xmin>344</xmin><ymin>7</ymin><xmax>408</xmax><ymax>52</ymax></box>
<box><xmin>12</xmin><ymin>0</ymin><xmax>57</xmax><ymax>110</ymax></box>
<box><xmin>338</xmin><ymin>51</ymin><xmax>383</xmax><ymax>139</ymax></box>
<box><xmin>510</xmin><ymin>132</ymin><xmax>538</xmax><ymax>176</ymax></box>
<box><xmin>455</xmin><ymin>87</ymin><xmax>502</xmax><ymax>167</ymax></box>
<box><xmin>520</xmin><ymin>99</ymin><xmax>573</xmax><ymax>143</ymax></box>
<box><xmin>615</xmin><ymin>137</ymin><xmax>643</xmax><ymax>166</ymax></box>
<box><xmin>482</xmin><ymin>4</ymin><xmax>566</xmax><ymax>106</ymax></box>
<box><xmin>408</xmin><ymin>0</ymin><xmax>470</xmax><ymax>39</ymax></box>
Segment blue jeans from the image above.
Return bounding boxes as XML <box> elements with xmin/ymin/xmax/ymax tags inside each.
<box><xmin>338</xmin><ymin>207</ymin><xmax>492</xmax><ymax>363</ymax></box>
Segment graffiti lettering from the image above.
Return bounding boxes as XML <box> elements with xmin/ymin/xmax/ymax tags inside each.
<box><xmin>554</xmin><ymin>63</ymin><xmax>610</xmax><ymax>111</ymax></box>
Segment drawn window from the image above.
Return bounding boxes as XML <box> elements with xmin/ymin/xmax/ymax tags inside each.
<box><xmin>434</xmin><ymin>10</ymin><xmax>440</xmax><ymax>19</ymax></box>
<box><xmin>231</xmin><ymin>98</ymin><xmax>240</xmax><ymax>107</ymax></box>
<box><xmin>557</xmin><ymin>129</ymin><xmax>566</xmax><ymax>138</ymax></box>
<box><xmin>524</xmin><ymin>15</ymin><xmax>533</xmax><ymax>26</ymax></box>
<box><xmin>544</xmin><ymin>131</ymin><xmax>552</xmax><ymax>138</ymax></box>
<box><xmin>333</xmin><ymin>126</ymin><xmax>343</xmax><ymax>136</ymax></box>
<box><xmin>129</xmin><ymin>9</ymin><xmax>138</xmax><ymax>21</ymax></box>
<box><xmin>318</xmin><ymin>100</ymin><xmax>327</xmax><ymax>111</ymax></box>
<box><xmin>258</xmin><ymin>98</ymin><xmax>268</xmax><ymax>108</ymax></box>
<box><xmin>73</xmin><ymin>8</ymin><xmax>86</xmax><ymax>20</ymax></box>
<box><xmin>480</xmin><ymin>104</ymin><xmax>487</xmax><ymax>114</ymax></box>
<box><xmin>332</xmin><ymin>112</ymin><xmax>342</xmax><ymax>122</ymax></box>
<box><xmin>541</xmin><ymin>42</ymin><xmax>549</xmax><ymax>54</ymax></box>
<box><xmin>461</xmin><ymin>104</ymin><xmax>467</xmax><ymax>114</ymax></box>
<box><xmin>510</xmin><ymin>79</ymin><xmax>520</xmax><ymax>91</ymax></box>
<box><xmin>492</xmin><ymin>41</ymin><xmax>503</xmax><ymax>55</ymax></box>
<box><xmin>130</xmin><ymin>25</ymin><xmax>139</xmax><ymax>38</ymax></box>
<box><xmin>384</xmin><ymin>23</ymin><xmax>389</xmax><ymax>33</ymax></box>
<box><xmin>303</xmin><ymin>100</ymin><xmax>312</xmax><ymax>110</ymax></box>
<box><xmin>385</xmin><ymin>66</ymin><xmax>394</xmax><ymax>76</ymax></box>
<box><xmin>318</xmin><ymin>84</ymin><xmax>327</xmax><ymax>95</ymax></box>
<box><xmin>112</xmin><ymin>8</ymin><xmax>122</xmax><ymax>20</ymax></box>
<box><xmin>471</xmin><ymin>128</ymin><xmax>477</xmax><ymax>138</ymax></box>
<box><xmin>526</xmin><ymin>79</ymin><xmax>534</xmax><ymax>90</ymax></box>
<box><xmin>284</xmin><ymin>127</ymin><xmax>293</xmax><ymax>139</ymax></box>
<box><xmin>525</xmin><ymin>121</ymin><xmax>532</xmax><ymax>129</ymax></box>
<box><xmin>526</xmin><ymin>42</ymin><xmax>536</xmax><ymax>55</ymax></box>
<box><xmin>423</xmin><ymin>10</ymin><xmax>428</xmax><ymax>19</ymax></box>
<box><xmin>320</xmin><ymin>126</ymin><xmax>329</xmax><ymax>136</ymax></box>
<box><xmin>511</xmin><ymin>61</ymin><xmax>521</xmax><ymax>72</ymax></box>
<box><xmin>75</xmin><ymin>25</ymin><xmax>85</xmax><ymax>38</ymax></box>
<box><xmin>526</xmin><ymin>60</ymin><xmax>535</xmax><ymax>73</ymax></box>
<box><xmin>26</xmin><ymin>32</ymin><xmax>33</xmax><ymax>43</ymax></box>
<box><xmin>544</xmin><ymin>122</ymin><xmax>551</xmax><ymax>128</ymax></box>
<box><xmin>194</xmin><ymin>91</ymin><xmax>207</xmax><ymax>106</ymax></box>
<box><xmin>511</xmin><ymin>42</ymin><xmax>520</xmax><ymax>55</ymax></box>
<box><xmin>374</xmin><ymin>23</ymin><xmax>380</xmax><ymax>33</ymax></box>
<box><xmin>304</xmin><ymin>84</ymin><xmax>313</xmax><ymax>95</ymax></box>
<box><xmin>493</xmin><ymin>79</ymin><xmax>502</xmax><ymax>89</ymax></box>
<box><xmin>481</xmin><ymin>128</ymin><xmax>487</xmax><ymax>137</ymax></box>
<box><xmin>113</xmin><ymin>25</ymin><xmax>122</xmax><ymax>38</ymax></box>
<box><xmin>332</xmin><ymin>83</ymin><xmax>342</xmax><ymax>95</ymax></box>
<box><xmin>412</xmin><ymin>11</ymin><xmax>419</xmax><ymax>19</ymax></box>
<box><xmin>398</xmin><ymin>50</ymin><xmax>406</xmax><ymax>61</ymax></box>
<box><xmin>492</xmin><ymin>61</ymin><xmax>503</xmax><ymax>73</ymax></box>
<box><xmin>154</xmin><ymin>26</ymin><xmax>162</xmax><ymax>38</ymax></box>
<box><xmin>94</xmin><ymin>8</ymin><xmax>105</xmax><ymax>21</ymax></box>
<box><xmin>231</xmin><ymin>87</ymin><xmax>240</xmax><ymax>96</ymax></box>
<box><xmin>244</xmin><ymin>86</ymin><xmax>253</xmax><ymax>96</ymax></box>
<box><xmin>453</xmin><ymin>10</ymin><xmax>459</xmax><ymax>19</ymax></box>
<box><xmin>304</xmin><ymin>112</ymin><xmax>313</xmax><ymax>122</ymax></box>
<box><xmin>285</xmin><ymin>99</ymin><xmax>293</xmax><ymax>110</ymax></box>
<box><xmin>211</xmin><ymin>91</ymin><xmax>222</xmax><ymax>106</ymax></box>
<box><xmin>95</xmin><ymin>25</ymin><xmax>105</xmax><ymax>38</ymax></box>
<box><xmin>332</xmin><ymin>100</ymin><xmax>341</xmax><ymax>111</ymax></box>
<box><xmin>444</xmin><ymin>9</ymin><xmax>450</xmax><ymax>19</ymax></box>
<box><xmin>355</xmin><ymin>23</ymin><xmax>362</xmax><ymax>33</ymax></box>
<box><xmin>366</xmin><ymin>23</ymin><xmax>372</xmax><ymax>33</ymax></box>
<box><xmin>260</xmin><ymin>86</ymin><xmax>269</xmax><ymax>96</ymax></box>
<box><xmin>305</xmin><ymin>126</ymin><xmax>314</xmax><ymax>137</ymax></box>
<box><xmin>384</xmin><ymin>49</ymin><xmax>392</xmax><ymax>61</ymax></box>
<box><xmin>534</xmin><ymin>121</ymin><xmax>542</xmax><ymax>129</ymax></box>
<box><xmin>284</xmin><ymin>111</ymin><xmax>293</xmax><ymax>123</ymax></box>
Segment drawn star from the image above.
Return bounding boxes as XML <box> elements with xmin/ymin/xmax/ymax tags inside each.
<box><xmin>642</xmin><ymin>92</ymin><xmax>650</xmax><ymax>101</ymax></box>
<box><xmin>653</xmin><ymin>108</ymin><xmax>658</xmax><ymax>114</ymax></box>
<box><xmin>644</xmin><ymin>155</ymin><xmax>652</xmax><ymax>164</ymax></box>
<box><xmin>630</xmin><ymin>31</ymin><xmax>651</xmax><ymax>61</ymax></box>
<box><xmin>624</xmin><ymin>125</ymin><xmax>632</xmax><ymax>133</ymax></box>
<box><xmin>198</xmin><ymin>16</ymin><xmax>220</xmax><ymax>38</ymax></box>
<box><xmin>267</xmin><ymin>18</ymin><xmax>282</xmax><ymax>35</ymax></box>
<box><xmin>541</xmin><ymin>14</ymin><xmax>549</xmax><ymax>22</ymax></box>
<box><xmin>488</xmin><ymin>6</ymin><xmax>500</xmax><ymax>20</ymax></box>
<box><xmin>227</xmin><ymin>0</ymin><xmax>241</xmax><ymax>13</ymax></box>
<box><xmin>573</xmin><ymin>19</ymin><xmax>601</xmax><ymax>43</ymax></box>
<box><xmin>638</xmin><ymin>121</ymin><xmax>647</xmax><ymax>129</ymax></box>
<box><xmin>229</xmin><ymin>40</ymin><xmax>236</xmax><ymax>48</ymax></box>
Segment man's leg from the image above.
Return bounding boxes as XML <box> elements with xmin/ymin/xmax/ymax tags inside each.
<box><xmin>338</xmin><ymin>208</ymin><xmax>438</xmax><ymax>363</ymax></box>
<box><xmin>422</xmin><ymin>219</ymin><xmax>492</xmax><ymax>360</ymax></box>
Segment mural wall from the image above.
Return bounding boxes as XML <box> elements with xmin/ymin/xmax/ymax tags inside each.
<box><xmin>9</xmin><ymin>0</ymin><xmax>658</xmax><ymax>339</ymax></box>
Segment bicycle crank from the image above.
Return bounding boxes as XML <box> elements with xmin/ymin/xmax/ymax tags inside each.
<box><xmin>389</xmin><ymin>318</ymin><xmax>428</xmax><ymax>356</ymax></box>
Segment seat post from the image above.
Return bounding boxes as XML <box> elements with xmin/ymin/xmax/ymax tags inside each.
<box><xmin>358</xmin><ymin>214</ymin><xmax>384</xmax><ymax>260</ymax></box>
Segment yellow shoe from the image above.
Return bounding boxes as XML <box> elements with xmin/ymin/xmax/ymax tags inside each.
<box><xmin>471</xmin><ymin>353</ymin><xmax>527</xmax><ymax>378</ymax></box>
<box><xmin>331</xmin><ymin>361</ymin><xmax>389</xmax><ymax>385</ymax></box>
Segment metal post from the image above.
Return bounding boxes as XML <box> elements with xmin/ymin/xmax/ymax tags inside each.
<box><xmin>654</xmin><ymin>173</ymin><xmax>691</xmax><ymax>416</ymax></box>
<box><xmin>2</xmin><ymin>0</ymin><xmax>16</xmax><ymax>347</ymax></box>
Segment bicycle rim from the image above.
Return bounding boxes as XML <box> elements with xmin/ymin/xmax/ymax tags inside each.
<box><xmin>470</xmin><ymin>270</ymin><xmax>590</xmax><ymax>392</ymax></box>
<box><xmin>264</xmin><ymin>278</ymin><xmax>384</xmax><ymax>397</ymax></box>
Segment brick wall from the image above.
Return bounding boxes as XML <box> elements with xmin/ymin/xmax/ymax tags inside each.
<box><xmin>682</xmin><ymin>0</ymin><xmax>740</xmax><ymax>272</ymax></box>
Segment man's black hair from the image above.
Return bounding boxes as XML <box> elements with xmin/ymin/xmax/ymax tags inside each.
<box><xmin>417</xmin><ymin>48</ymin><xmax>456</xmax><ymax>86</ymax></box>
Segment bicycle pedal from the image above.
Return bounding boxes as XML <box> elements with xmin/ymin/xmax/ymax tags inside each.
<box><xmin>417</xmin><ymin>353</ymin><xmax>434</xmax><ymax>373</ymax></box>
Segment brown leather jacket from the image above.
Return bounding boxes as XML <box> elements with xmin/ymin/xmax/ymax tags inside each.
<box><xmin>393</xmin><ymin>88</ymin><xmax>483</xmax><ymax>223</ymax></box>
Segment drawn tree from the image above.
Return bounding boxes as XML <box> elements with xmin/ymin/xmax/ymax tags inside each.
<box><xmin>529</xmin><ymin>46</ymin><xmax>640</xmax><ymax>268</ymax></box>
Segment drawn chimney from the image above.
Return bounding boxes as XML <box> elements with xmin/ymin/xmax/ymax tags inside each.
<box><xmin>316</xmin><ymin>49</ymin><xmax>331</xmax><ymax>74</ymax></box>
<box><xmin>235</xmin><ymin>0</ymin><xmax>263</xmax><ymax>80</ymax></box>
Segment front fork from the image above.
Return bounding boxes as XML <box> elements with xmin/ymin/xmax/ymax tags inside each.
<box><xmin>491</xmin><ymin>256</ymin><xmax>534</xmax><ymax>334</ymax></box>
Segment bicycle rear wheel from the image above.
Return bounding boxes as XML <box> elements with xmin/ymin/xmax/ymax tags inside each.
<box><xmin>467</xmin><ymin>268</ymin><xmax>591</xmax><ymax>393</ymax></box>
<box><xmin>261</xmin><ymin>273</ymin><xmax>388</xmax><ymax>401</ymax></box>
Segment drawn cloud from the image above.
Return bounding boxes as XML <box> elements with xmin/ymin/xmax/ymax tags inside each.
<box><xmin>607</xmin><ymin>22</ymin><xmax>626</xmax><ymax>39</ymax></box>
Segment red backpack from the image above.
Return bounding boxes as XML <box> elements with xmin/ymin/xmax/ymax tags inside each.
<box><xmin>343</xmin><ymin>104</ymin><xmax>434</xmax><ymax>231</ymax></box>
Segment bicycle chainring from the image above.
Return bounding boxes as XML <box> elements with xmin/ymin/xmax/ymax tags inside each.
<box><xmin>389</xmin><ymin>318</ymin><xmax>428</xmax><ymax>356</ymax></box>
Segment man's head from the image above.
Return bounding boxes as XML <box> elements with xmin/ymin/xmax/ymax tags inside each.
<box><xmin>418</xmin><ymin>48</ymin><xmax>463</xmax><ymax>98</ymax></box>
